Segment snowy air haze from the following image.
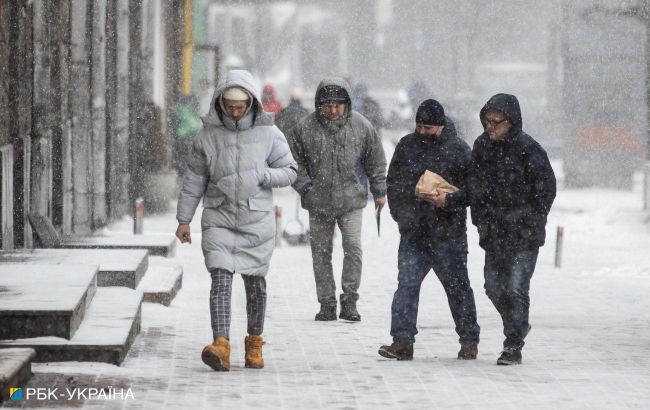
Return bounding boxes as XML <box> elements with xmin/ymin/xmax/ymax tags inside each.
<box><xmin>1</xmin><ymin>0</ymin><xmax>649</xmax><ymax>409</ymax></box>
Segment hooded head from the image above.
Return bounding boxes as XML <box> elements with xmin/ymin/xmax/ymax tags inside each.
<box><xmin>314</xmin><ymin>77</ymin><xmax>352</xmax><ymax>124</ymax></box>
<box><xmin>479</xmin><ymin>93</ymin><xmax>522</xmax><ymax>133</ymax></box>
<box><xmin>220</xmin><ymin>86</ymin><xmax>252</xmax><ymax>121</ymax></box>
<box><xmin>262</xmin><ymin>84</ymin><xmax>276</xmax><ymax>102</ymax></box>
<box><xmin>289</xmin><ymin>87</ymin><xmax>303</xmax><ymax>102</ymax></box>
<box><xmin>204</xmin><ymin>69</ymin><xmax>273</xmax><ymax>129</ymax></box>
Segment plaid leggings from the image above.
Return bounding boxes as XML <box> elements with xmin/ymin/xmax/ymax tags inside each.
<box><xmin>209</xmin><ymin>268</ymin><xmax>267</xmax><ymax>340</ymax></box>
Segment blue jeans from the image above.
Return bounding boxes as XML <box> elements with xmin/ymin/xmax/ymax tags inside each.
<box><xmin>390</xmin><ymin>236</ymin><xmax>480</xmax><ymax>345</ymax></box>
<box><xmin>483</xmin><ymin>249</ymin><xmax>539</xmax><ymax>351</ymax></box>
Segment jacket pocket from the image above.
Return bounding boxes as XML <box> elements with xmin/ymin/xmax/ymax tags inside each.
<box><xmin>203</xmin><ymin>196</ymin><xmax>225</xmax><ymax>209</ymax></box>
<box><xmin>248</xmin><ymin>190</ymin><xmax>273</xmax><ymax>212</ymax></box>
<box><xmin>204</xmin><ymin>183</ymin><xmax>226</xmax><ymax>208</ymax></box>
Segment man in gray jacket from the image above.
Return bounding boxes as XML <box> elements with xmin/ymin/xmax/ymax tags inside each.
<box><xmin>175</xmin><ymin>69</ymin><xmax>297</xmax><ymax>371</ymax></box>
<box><xmin>288</xmin><ymin>77</ymin><xmax>387</xmax><ymax>322</ymax></box>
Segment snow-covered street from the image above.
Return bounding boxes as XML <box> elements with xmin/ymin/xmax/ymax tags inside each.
<box><xmin>3</xmin><ymin>1</ymin><xmax>650</xmax><ymax>408</ymax></box>
<box><xmin>16</xmin><ymin>163</ymin><xmax>650</xmax><ymax>409</ymax></box>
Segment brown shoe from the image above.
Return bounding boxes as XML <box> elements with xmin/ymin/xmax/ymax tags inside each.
<box><xmin>378</xmin><ymin>341</ymin><xmax>413</xmax><ymax>360</ymax></box>
<box><xmin>245</xmin><ymin>334</ymin><xmax>265</xmax><ymax>369</ymax></box>
<box><xmin>201</xmin><ymin>336</ymin><xmax>230</xmax><ymax>371</ymax></box>
<box><xmin>457</xmin><ymin>343</ymin><xmax>478</xmax><ymax>360</ymax></box>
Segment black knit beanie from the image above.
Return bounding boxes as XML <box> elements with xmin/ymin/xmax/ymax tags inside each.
<box><xmin>415</xmin><ymin>99</ymin><xmax>445</xmax><ymax>126</ymax></box>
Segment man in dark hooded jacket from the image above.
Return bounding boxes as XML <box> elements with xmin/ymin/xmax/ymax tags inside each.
<box><xmin>288</xmin><ymin>77</ymin><xmax>387</xmax><ymax>322</ymax></box>
<box><xmin>378</xmin><ymin>99</ymin><xmax>480</xmax><ymax>361</ymax></box>
<box><xmin>468</xmin><ymin>93</ymin><xmax>556</xmax><ymax>365</ymax></box>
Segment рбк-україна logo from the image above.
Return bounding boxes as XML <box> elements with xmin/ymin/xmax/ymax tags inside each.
<box><xmin>10</xmin><ymin>387</ymin><xmax>23</xmax><ymax>400</ymax></box>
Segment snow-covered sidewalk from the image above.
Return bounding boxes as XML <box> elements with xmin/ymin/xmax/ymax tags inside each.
<box><xmin>21</xmin><ymin>168</ymin><xmax>650</xmax><ymax>409</ymax></box>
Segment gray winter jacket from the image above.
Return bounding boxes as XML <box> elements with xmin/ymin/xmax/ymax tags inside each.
<box><xmin>287</xmin><ymin>77</ymin><xmax>387</xmax><ymax>215</ymax></box>
<box><xmin>176</xmin><ymin>70</ymin><xmax>297</xmax><ymax>276</ymax></box>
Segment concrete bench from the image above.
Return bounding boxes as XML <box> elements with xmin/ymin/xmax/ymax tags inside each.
<box><xmin>0</xmin><ymin>249</ymin><xmax>148</xmax><ymax>289</ymax></box>
<box><xmin>138</xmin><ymin>261</ymin><xmax>183</xmax><ymax>306</ymax></box>
<box><xmin>0</xmin><ymin>348</ymin><xmax>37</xmax><ymax>402</ymax></box>
<box><xmin>0</xmin><ymin>264</ymin><xmax>97</xmax><ymax>340</ymax></box>
<box><xmin>28</xmin><ymin>214</ymin><xmax>177</xmax><ymax>257</ymax></box>
<box><xmin>0</xmin><ymin>287</ymin><xmax>142</xmax><ymax>365</ymax></box>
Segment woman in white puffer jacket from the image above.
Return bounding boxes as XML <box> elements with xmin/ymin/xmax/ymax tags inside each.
<box><xmin>175</xmin><ymin>69</ymin><xmax>297</xmax><ymax>372</ymax></box>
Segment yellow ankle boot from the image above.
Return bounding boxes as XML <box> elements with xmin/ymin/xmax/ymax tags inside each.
<box><xmin>201</xmin><ymin>336</ymin><xmax>230</xmax><ymax>371</ymax></box>
<box><xmin>244</xmin><ymin>335</ymin><xmax>265</xmax><ymax>369</ymax></box>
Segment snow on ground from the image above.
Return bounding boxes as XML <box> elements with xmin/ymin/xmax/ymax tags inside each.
<box><xmin>22</xmin><ymin>159</ymin><xmax>650</xmax><ymax>409</ymax></box>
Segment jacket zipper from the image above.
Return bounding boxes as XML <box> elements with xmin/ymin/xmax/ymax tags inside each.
<box><xmin>234</xmin><ymin>121</ymin><xmax>240</xmax><ymax>273</ymax></box>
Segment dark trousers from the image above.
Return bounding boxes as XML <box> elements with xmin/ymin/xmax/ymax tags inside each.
<box><xmin>390</xmin><ymin>236</ymin><xmax>480</xmax><ymax>345</ymax></box>
<box><xmin>483</xmin><ymin>248</ymin><xmax>539</xmax><ymax>350</ymax></box>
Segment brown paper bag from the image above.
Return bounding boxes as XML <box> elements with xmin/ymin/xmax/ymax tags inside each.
<box><xmin>415</xmin><ymin>170</ymin><xmax>459</xmax><ymax>197</ymax></box>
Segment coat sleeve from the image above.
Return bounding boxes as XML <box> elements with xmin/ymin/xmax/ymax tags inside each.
<box><xmin>527</xmin><ymin>144</ymin><xmax>556</xmax><ymax>217</ymax></box>
<box><xmin>443</xmin><ymin>143</ymin><xmax>471</xmax><ymax>210</ymax></box>
<box><xmin>386</xmin><ymin>140</ymin><xmax>416</xmax><ymax>228</ymax></box>
<box><xmin>362</xmin><ymin>126</ymin><xmax>387</xmax><ymax>197</ymax></box>
<box><xmin>287</xmin><ymin>125</ymin><xmax>313</xmax><ymax>196</ymax></box>
<box><xmin>176</xmin><ymin>136</ymin><xmax>208</xmax><ymax>224</ymax></box>
<box><xmin>261</xmin><ymin>129</ymin><xmax>298</xmax><ymax>188</ymax></box>
<box><xmin>468</xmin><ymin>139</ymin><xmax>490</xmax><ymax>228</ymax></box>
<box><xmin>509</xmin><ymin>142</ymin><xmax>556</xmax><ymax>222</ymax></box>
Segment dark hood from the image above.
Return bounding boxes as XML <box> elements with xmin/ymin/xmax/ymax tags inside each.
<box><xmin>313</xmin><ymin>77</ymin><xmax>353</xmax><ymax>130</ymax></box>
<box><xmin>314</xmin><ymin>77</ymin><xmax>353</xmax><ymax>110</ymax></box>
<box><xmin>479</xmin><ymin>93</ymin><xmax>522</xmax><ymax>131</ymax></box>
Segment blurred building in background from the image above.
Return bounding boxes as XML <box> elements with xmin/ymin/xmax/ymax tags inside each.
<box><xmin>0</xmin><ymin>0</ymin><xmax>647</xmax><ymax>251</ymax></box>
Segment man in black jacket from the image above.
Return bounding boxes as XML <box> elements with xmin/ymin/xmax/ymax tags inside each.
<box><xmin>468</xmin><ymin>93</ymin><xmax>556</xmax><ymax>365</ymax></box>
<box><xmin>378</xmin><ymin>99</ymin><xmax>480</xmax><ymax>361</ymax></box>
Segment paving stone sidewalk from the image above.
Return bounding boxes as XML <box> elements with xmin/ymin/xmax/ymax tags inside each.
<box><xmin>6</xmin><ymin>188</ymin><xmax>650</xmax><ymax>409</ymax></box>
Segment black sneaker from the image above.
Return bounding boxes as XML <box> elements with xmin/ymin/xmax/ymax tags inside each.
<box><xmin>339</xmin><ymin>302</ymin><xmax>361</xmax><ymax>322</ymax></box>
<box><xmin>378</xmin><ymin>341</ymin><xmax>414</xmax><ymax>360</ymax></box>
<box><xmin>314</xmin><ymin>305</ymin><xmax>337</xmax><ymax>321</ymax></box>
<box><xmin>497</xmin><ymin>348</ymin><xmax>522</xmax><ymax>365</ymax></box>
<box><xmin>457</xmin><ymin>343</ymin><xmax>478</xmax><ymax>360</ymax></box>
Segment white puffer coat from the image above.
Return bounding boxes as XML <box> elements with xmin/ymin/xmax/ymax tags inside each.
<box><xmin>176</xmin><ymin>70</ymin><xmax>297</xmax><ymax>276</ymax></box>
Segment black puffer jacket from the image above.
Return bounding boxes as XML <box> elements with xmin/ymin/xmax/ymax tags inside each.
<box><xmin>469</xmin><ymin>93</ymin><xmax>556</xmax><ymax>252</ymax></box>
<box><xmin>387</xmin><ymin>118</ymin><xmax>471</xmax><ymax>248</ymax></box>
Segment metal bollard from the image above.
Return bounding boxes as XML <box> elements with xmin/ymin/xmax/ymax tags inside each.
<box><xmin>274</xmin><ymin>206</ymin><xmax>282</xmax><ymax>247</ymax></box>
<box><xmin>554</xmin><ymin>226</ymin><xmax>564</xmax><ymax>268</ymax></box>
<box><xmin>133</xmin><ymin>197</ymin><xmax>144</xmax><ymax>235</ymax></box>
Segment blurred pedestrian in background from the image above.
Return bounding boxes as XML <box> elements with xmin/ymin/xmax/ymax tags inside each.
<box><xmin>276</xmin><ymin>88</ymin><xmax>309</xmax><ymax>136</ymax></box>
<box><xmin>352</xmin><ymin>82</ymin><xmax>384</xmax><ymax>132</ymax></box>
<box><xmin>262</xmin><ymin>83</ymin><xmax>283</xmax><ymax>117</ymax></box>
